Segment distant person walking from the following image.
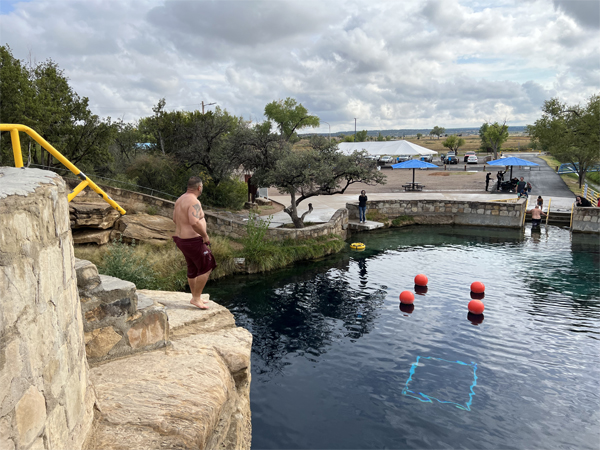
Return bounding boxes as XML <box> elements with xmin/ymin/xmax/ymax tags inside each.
<box><xmin>537</xmin><ymin>196</ymin><xmax>543</xmax><ymax>208</ymax></box>
<box><xmin>496</xmin><ymin>171</ymin><xmax>503</xmax><ymax>190</ymax></box>
<box><xmin>358</xmin><ymin>190</ymin><xmax>368</xmax><ymax>223</ymax></box>
<box><xmin>485</xmin><ymin>172</ymin><xmax>492</xmax><ymax>191</ymax></box>
<box><xmin>172</xmin><ymin>176</ymin><xmax>217</xmax><ymax>310</ymax></box>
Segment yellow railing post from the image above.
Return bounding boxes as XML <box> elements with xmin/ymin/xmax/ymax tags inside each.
<box><xmin>569</xmin><ymin>203</ymin><xmax>575</xmax><ymax>229</ymax></box>
<box><xmin>522</xmin><ymin>198</ymin><xmax>529</xmax><ymax>227</ymax></box>
<box><xmin>0</xmin><ymin>124</ymin><xmax>126</xmax><ymax>215</ymax></box>
<box><xmin>546</xmin><ymin>198</ymin><xmax>551</xmax><ymax>225</ymax></box>
<box><xmin>10</xmin><ymin>128</ymin><xmax>24</xmax><ymax>168</ymax></box>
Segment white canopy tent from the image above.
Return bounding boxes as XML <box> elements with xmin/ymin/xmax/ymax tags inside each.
<box><xmin>338</xmin><ymin>141</ymin><xmax>438</xmax><ymax>156</ymax></box>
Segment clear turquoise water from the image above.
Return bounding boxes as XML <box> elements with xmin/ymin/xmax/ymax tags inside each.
<box><xmin>211</xmin><ymin>225</ymin><xmax>600</xmax><ymax>449</ymax></box>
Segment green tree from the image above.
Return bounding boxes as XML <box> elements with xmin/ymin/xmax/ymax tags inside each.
<box><xmin>377</xmin><ymin>132</ymin><xmax>384</xmax><ymax>141</ymax></box>
<box><xmin>248</xmin><ymin>134</ymin><xmax>385</xmax><ymax>228</ymax></box>
<box><xmin>479</xmin><ymin>122</ymin><xmax>509</xmax><ymax>159</ymax></box>
<box><xmin>442</xmin><ymin>135</ymin><xmax>465</xmax><ymax>153</ymax></box>
<box><xmin>356</xmin><ymin>130</ymin><xmax>368</xmax><ymax>142</ymax></box>
<box><xmin>429</xmin><ymin>126</ymin><xmax>445</xmax><ymax>139</ymax></box>
<box><xmin>528</xmin><ymin>95</ymin><xmax>600</xmax><ymax>188</ymax></box>
<box><xmin>264</xmin><ymin>97</ymin><xmax>320</xmax><ymax>141</ymax></box>
<box><xmin>416</xmin><ymin>133</ymin><xmax>423</xmax><ymax>140</ymax></box>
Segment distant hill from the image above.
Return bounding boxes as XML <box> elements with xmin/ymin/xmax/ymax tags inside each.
<box><xmin>302</xmin><ymin>126</ymin><xmax>528</xmax><ymax>138</ymax></box>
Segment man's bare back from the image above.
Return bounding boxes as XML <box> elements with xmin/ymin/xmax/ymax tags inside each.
<box><xmin>529</xmin><ymin>206</ymin><xmax>545</xmax><ymax>220</ymax></box>
<box><xmin>172</xmin><ymin>178</ymin><xmax>214</xmax><ymax>310</ymax></box>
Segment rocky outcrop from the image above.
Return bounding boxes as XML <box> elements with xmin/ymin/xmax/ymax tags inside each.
<box><xmin>86</xmin><ymin>291</ymin><xmax>252</xmax><ymax>450</ymax></box>
<box><xmin>0</xmin><ymin>167</ymin><xmax>95</xmax><ymax>450</ymax></box>
<box><xmin>110</xmin><ymin>213</ymin><xmax>175</xmax><ymax>244</ymax></box>
<box><xmin>75</xmin><ymin>259</ymin><xmax>169</xmax><ymax>365</ymax></box>
<box><xmin>70</xmin><ymin>201</ymin><xmax>120</xmax><ymax>229</ymax></box>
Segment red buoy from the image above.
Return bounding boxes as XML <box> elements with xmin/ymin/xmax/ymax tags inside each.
<box><xmin>468</xmin><ymin>300</ymin><xmax>485</xmax><ymax>315</ymax></box>
<box><xmin>414</xmin><ymin>274</ymin><xmax>428</xmax><ymax>287</ymax></box>
<box><xmin>470</xmin><ymin>281</ymin><xmax>485</xmax><ymax>294</ymax></box>
<box><xmin>399</xmin><ymin>291</ymin><xmax>415</xmax><ymax>304</ymax></box>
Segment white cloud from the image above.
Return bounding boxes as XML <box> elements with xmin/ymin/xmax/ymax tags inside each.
<box><xmin>1</xmin><ymin>0</ymin><xmax>598</xmax><ymax>130</ymax></box>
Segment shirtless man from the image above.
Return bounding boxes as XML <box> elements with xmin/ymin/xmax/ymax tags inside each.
<box><xmin>527</xmin><ymin>205</ymin><xmax>546</xmax><ymax>228</ymax></box>
<box><xmin>172</xmin><ymin>176</ymin><xmax>217</xmax><ymax>309</ymax></box>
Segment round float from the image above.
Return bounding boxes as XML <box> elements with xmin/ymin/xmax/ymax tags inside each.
<box><xmin>468</xmin><ymin>299</ymin><xmax>485</xmax><ymax>315</ymax></box>
<box><xmin>414</xmin><ymin>274</ymin><xmax>428</xmax><ymax>286</ymax></box>
<box><xmin>399</xmin><ymin>290</ymin><xmax>415</xmax><ymax>304</ymax></box>
<box><xmin>470</xmin><ymin>281</ymin><xmax>485</xmax><ymax>294</ymax></box>
<box><xmin>350</xmin><ymin>242</ymin><xmax>366</xmax><ymax>250</ymax></box>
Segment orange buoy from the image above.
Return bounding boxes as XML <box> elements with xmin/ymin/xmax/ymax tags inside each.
<box><xmin>470</xmin><ymin>281</ymin><xmax>485</xmax><ymax>294</ymax></box>
<box><xmin>468</xmin><ymin>299</ymin><xmax>485</xmax><ymax>315</ymax></box>
<box><xmin>414</xmin><ymin>274</ymin><xmax>428</xmax><ymax>286</ymax></box>
<box><xmin>399</xmin><ymin>290</ymin><xmax>415</xmax><ymax>304</ymax></box>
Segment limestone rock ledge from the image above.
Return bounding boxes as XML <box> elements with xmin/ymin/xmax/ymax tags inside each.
<box><xmin>85</xmin><ymin>291</ymin><xmax>252</xmax><ymax>450</ymax></box>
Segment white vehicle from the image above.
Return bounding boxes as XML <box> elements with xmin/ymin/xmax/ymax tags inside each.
<box><xmin>396</xmin><ymin>155</ymin><xmax>412</xmax><ymax>163</ymax></box>
<box><xmin>379</xmin><ymin>156</ymin><xmax>394</xmax><ymax>164</ymax></box>
<box><xmin>467</xmin><ymin>155</ymin><xmax>478</xmax><ymax>164</ymax></box>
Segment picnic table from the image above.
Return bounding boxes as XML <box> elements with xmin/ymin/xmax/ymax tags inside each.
<box><xmin>403</xmin><ymin>182</ymin><xmax>425</xmax><ymax>191</ymax></box>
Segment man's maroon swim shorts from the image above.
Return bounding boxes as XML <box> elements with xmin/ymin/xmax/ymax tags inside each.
<box><xmin>172</xmin><ymin>236</ymin><xmax>217</xmax><ymax>278</ymax></box>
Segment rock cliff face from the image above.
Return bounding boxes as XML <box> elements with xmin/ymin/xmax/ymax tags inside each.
<box><xmin>85</xmin><ymin>291</ymin><xmax>252</xmax><ymax>450</ymax></box>
<box><xmin>0</xmin><ymin>167</ymin><xmax>95</xmax><ymax>450</ymax></box>
<box><xmin>0</xmin><ymin>167</ymin><xmax>252</xmax><ymax>449</ymax></box>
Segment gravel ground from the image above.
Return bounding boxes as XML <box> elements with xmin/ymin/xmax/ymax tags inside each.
<box><xmin>344</xmin><ymin>168</ymin><xmax>489</xmax><ymax>194</ymax></box>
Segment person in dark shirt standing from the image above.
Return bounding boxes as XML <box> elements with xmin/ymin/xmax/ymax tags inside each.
<box><xmin>358</xmin><ymin>190</ymin><xmax>367</xmax><ymax>223</ymax></box>
<box><xmin>516</xmin><ymin>177</ymin><xmax>526</xmax><ymax>195</ymax></box>
<box><xmin>485</xmin><ymin>172</ymin><xmax>491</xmax><ymax>191</ymax></box>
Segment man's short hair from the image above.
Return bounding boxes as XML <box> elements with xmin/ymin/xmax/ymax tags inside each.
<box><xmin>187</xmin><ymin>176</ymin><xmax>203</xmax><ymax>190</ymax></box>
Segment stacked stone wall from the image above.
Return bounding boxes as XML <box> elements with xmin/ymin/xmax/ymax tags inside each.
<box><xmin>0</xmin><ymin>167</ymin><xmax>94</xmax><ymax>450</ymax></box>
<box><xmin>572</xmin><ymin>207</ymin><xmax>600</xmax><ymax>233</ymax></box>
<box><xmin>346</xmin><ymin>199</ymin><xmax>526</xmax><ymax>228</ymax></box>
<box><xmin>65</xmin><ymin>178</ymin><xmax>348</xmax><ymax>241</ymax></box>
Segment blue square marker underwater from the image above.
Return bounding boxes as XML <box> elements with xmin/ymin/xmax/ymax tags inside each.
<box><xmin>402</xmin><ymin>356</ymin><xmax>478</xmax><ymax>411</ymax></box>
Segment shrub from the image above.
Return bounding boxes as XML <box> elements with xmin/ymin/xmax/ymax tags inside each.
<box><xmin>100</xmin><ymin>238</ymin><xmax>157</xmax><ymax>289</ymax></box>
<box><xmin>242</xmin><ymin>214</ymin><xmax>274</xmax><ymax>263</ymax></box>
<box><xmin>201</xmin><ymin>177</ymin><xmax>247</xmax><ymax>210</ymax></box>
<box><xmin>125</xmin><ymin>154</ymin><xmax>190</xmax><ymax>197</ymax></box>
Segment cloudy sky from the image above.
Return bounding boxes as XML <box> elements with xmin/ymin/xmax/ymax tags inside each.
<box><xmin>1</xmin><ymin>0</ymin><xmax>598</xmax><ymax>132</ymax></box>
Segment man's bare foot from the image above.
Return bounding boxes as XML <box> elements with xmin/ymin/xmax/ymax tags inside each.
<box><xmin>190</xmin><ymin>298</ymin><xmax>209</xmax><ymax>309</ymax></box>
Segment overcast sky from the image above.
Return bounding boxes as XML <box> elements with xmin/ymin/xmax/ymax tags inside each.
<box><xmin>1</xmin><ymin>0</ymin><xmax>598</xmax><ymax>132</ymax></box>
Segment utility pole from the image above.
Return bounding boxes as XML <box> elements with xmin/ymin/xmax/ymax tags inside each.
<box><xmin>354</xmin><ymin>118</ymin><xmax>357</xmax><ymax>142</ymax></box>
<box><xmin>202</xmin><ymin>101</ymin><xmax>216</xmax><ymax>114</ymax></box>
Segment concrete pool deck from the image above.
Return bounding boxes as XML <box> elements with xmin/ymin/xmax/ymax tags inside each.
<box><xmin>267</xmin><ymin>192</ymin><xmax>576</xmax><ymax>226</ymax></box>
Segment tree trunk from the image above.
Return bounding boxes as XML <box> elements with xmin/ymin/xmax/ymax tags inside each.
<box><xmin>284</xmin><ymin>191</ymin><xmax>305</xmax><ymax>228</ymax></box>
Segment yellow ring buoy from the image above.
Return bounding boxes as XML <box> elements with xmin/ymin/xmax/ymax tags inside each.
<box><xmin>350</xmin><ymin>242</ymin><xmax>366</xmax><ymax>250</ymax></box>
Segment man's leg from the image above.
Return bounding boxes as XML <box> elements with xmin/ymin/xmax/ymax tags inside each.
<box><xmin>189</xmin><ymin>270</ymin><xmax>212</xmax><ymax>309</ymax></box>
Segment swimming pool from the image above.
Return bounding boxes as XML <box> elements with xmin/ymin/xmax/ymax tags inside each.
<box><xmin>211</xmin><ymin>225</ymin><xmax>600</xmax><ymax>449</ymax></box>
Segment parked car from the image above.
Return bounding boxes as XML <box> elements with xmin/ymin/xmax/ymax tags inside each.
<box><xmin>464</xmin><ymin>151</ymin><xmax>476</xmax><ymax>162</ymax></box>
<box><xmin>444</xmin><ymin>151</ymin><xmax>459</xmax><ymax>164</ymax></box>
<box><xmin>467</xmin><ymin>155</ymin><xmax>478</xmax><ymax>164</ymax></box>
<box><xmin>379</xmin><ymin>156</ymin><xmax>394</xmax><ymax>164</ymax></box>
<box><xmin>396</xmin><ymin>155</ymin><xmax>412</xmax><ymax>163</ymax></box>
<box><xmin>419</xmin><ymin>155</ymin><xmax>433</xmax><ymax>163</ymax></box>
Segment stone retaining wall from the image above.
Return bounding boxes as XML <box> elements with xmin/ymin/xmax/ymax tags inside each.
<box><xmin>0</xmin><ymin>167</ymin><xmax>95</xmax><ymax>450</ymax></box>
<box><xmin>572</xmin><ymin>207</ymin><xmax>600</xmax><ymax>233</ymax></box>
<box><xmin>66</xmin><ymin>178</ymin><xmax>348</xmax><ymax>241</ymax></box>
<box><xmin>347</xmin><ymin>198</ymin><xmax>526</xmax><ymax>228</ymax></box>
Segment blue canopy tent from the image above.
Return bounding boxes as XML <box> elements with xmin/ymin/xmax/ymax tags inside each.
<box><xmin>487</xmin><ymin>157</ymin><xmax>539</xmax><ymax>179</ymax></box>
<box><xmin>391</xmin><ymin>159</ymin><xmax>438</xmax><ymax>190</ymax></box>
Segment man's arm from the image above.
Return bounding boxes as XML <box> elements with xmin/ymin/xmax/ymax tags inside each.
<box><xmin>188</xmin><ymin>202</ymin><xmax>210</xmax><ymax>242</ymax></box>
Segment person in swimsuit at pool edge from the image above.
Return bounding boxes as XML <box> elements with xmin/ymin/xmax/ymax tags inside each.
<box><xmin>172</xmin><ymin>176</ymin><xmax>217</xmax><ymax>309</ymax></box>
<box><xmin>527</xmin><ymin>205</ymin><xmax>546</xmax><ymax>228</ymax></box>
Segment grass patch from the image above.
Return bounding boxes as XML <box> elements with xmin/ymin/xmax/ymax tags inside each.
<box><xmin>391</xmin><ymin>215</ymin><xmax>415</xmax><ymax>227</ymax></box>
<box><xmin>366</xmin><ymin>210</ymin><xmax>389</xmax><ymax>223</ymax></box>
<box><xmin>74</xmin><ymin>228</ymin><xmax>346</xmax><ymax>291</ymax></box>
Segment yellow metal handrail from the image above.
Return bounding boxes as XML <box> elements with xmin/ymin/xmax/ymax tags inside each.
<box><xmin>546</xmin><ymin>198</ymin><xmax>551</xmax><ymax>225</ymax></box>
<box><xmin>522</xmin><ymin>198</ymin><xmax>529</xmax><ymax>227</ymax></box>
<box><xmin>569</xmin><ymin>203</ymin><xmax>574</xmax><ymax>228</ymax></box>
<box><xmin>0</xmin><ymin>124</ymin><xmax>125</xmax><ymax>214</ymax></box>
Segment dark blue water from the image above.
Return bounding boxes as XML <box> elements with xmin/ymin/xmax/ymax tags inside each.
<box><xmin>211</xmin><ymin>226</ymin><xmax>600</xmax><ymax>449</ymax></box>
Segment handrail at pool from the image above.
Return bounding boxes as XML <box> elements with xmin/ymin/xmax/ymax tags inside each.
<box><xmin>0</xmin><ymin>124</ymin><xmax>126</xmax><ymax>215</ymax></box>
<box><xmin>546</xmin><ymin>198</ymin><xmax>551</xmax><ymax>225</ymax></box>
<box><xmin>569</xmin><ymin>203</ymin><xmax>574</xmax><ymax>229</ymax></box>
<box><xmin>522</xmin><ymin>198</ymin><xmax>529</xmax><ymax>227</ymax></box>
